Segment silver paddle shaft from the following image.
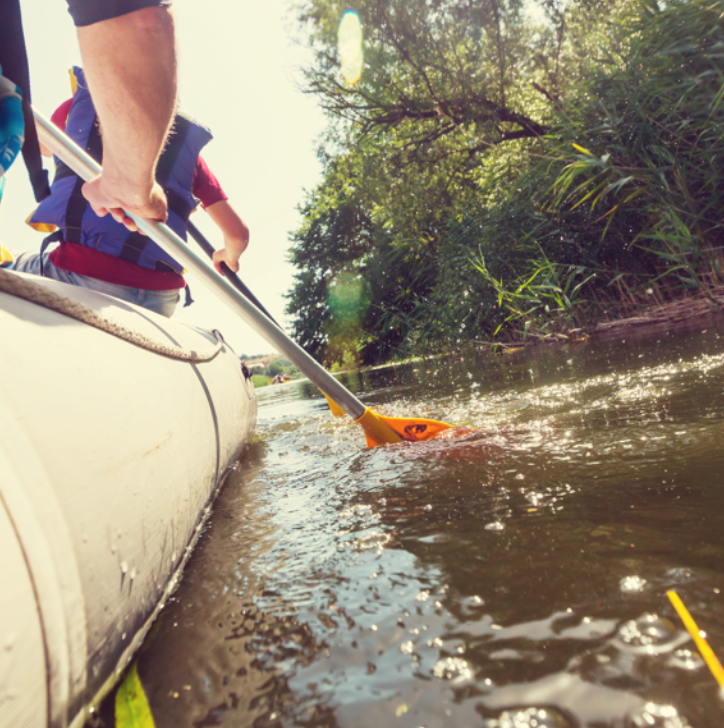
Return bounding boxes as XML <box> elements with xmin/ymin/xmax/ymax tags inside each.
<box><xmin>33</xmin><ymin>108</ymin><xmax>367</xmax><ymax>419</ymax></box>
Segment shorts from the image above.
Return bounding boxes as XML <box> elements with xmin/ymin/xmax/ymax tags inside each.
<box><xmin>11</xmin><ymin>250</ymin><xmax>180</xmax><ymax>318</ymax></box>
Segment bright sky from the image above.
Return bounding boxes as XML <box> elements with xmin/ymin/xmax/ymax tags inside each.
<box><xmin>0</xmin><ymin>0</ymin><xmax>327</xmax><ymax>357</ymax></box>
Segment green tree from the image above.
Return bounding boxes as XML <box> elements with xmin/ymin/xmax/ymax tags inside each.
<box><xmin>289</xmin><ymin>0</ymin><xmax>724</xmax><ymax>357</ymax></box>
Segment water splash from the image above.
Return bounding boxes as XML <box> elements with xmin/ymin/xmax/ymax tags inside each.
<box><xmin>432</xmin><ymin>656</ymin><xmax>473</xmax><ymax>681</ymax></box>
<box><xmin>626</xmin><ymin>703</ymin><xmax>692</xmax><ymax>727</ymax></box>
<box><xmin>615</xmin><ymin>614</ymin><xmax>687</xmax><ymax>654</ymax></box>
<box><xmin>484</xmin><ymin>707</ymin><xmax>572</xmax><ymax>727</ymax></box>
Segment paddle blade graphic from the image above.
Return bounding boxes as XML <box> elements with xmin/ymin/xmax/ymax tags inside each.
<box><xmin>338</xmin><ymin>10</ymin><xmax>364</xmax><ymax>85</ymax></box>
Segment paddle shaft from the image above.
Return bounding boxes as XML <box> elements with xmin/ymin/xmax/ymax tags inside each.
<box><xmin>185</xmin><ymin>219</ymin><xmax>279</xmax><ymax>326</ymax></box>
<box><xmin>33</xmin><ymin>109</ymin><xmax>367</xmax><ymax>420</ymax></box>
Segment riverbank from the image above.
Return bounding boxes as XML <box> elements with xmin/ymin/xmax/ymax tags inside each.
<box><xmin>470</xmin><ymin>287</ymin><xmax>724</xmax><ymax>353</ymax></box>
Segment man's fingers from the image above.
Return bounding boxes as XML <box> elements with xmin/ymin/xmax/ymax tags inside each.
<box><xmin>108</xmin><ymin>208</ymin><xmax>140</xmax><ymax>233</ymax></box>
<box><xmin>82</xmin><ymin>176</ymin><xmax>168</xmax><ymax>230</ymax></box>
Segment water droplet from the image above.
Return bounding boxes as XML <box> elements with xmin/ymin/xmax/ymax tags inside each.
<box><xmin>485</xmin><ymin>707</ymin><xmax>571</xmax><ymax>727</ymax></box>
<box><xmin>616</xmin><ymin>614</ymin><xmax>684</xmax><ymax>654</ymax></box>
<box><xmin>423</xmin><ymin>504</ymin><xmax>433</xmax><ymax>512</ymax></box>
<box><xmin>432</xmin><ymin>656</ymin><xmax>473</xmax><ymax>681</ymax></box>
<box><xmin>666</xmin><ymin>568</ymin><xmax>695</xmax><ymax>583</ymax></box>
<box><xmin>626</xmin><ymin>703</ymin><xmax>691</xmax><ymax>727</ymax></box>
<box><xmin>668</xmin><ymin>648</ymin><xmax>704</xmax><ymax>671</ymax></box>
<box><xmin>485</xmin><ymin>521</ymin><xmax>505</xmax><ymax>531</ymax></box>
<box><xmin>620</xmin><ymin>575</ymin><xmax>647</xmax><ymax>592</ymax></box>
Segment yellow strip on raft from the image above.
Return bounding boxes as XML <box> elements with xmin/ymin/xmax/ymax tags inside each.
<box><xmin>115</xmin><ymin>662</ymin><xmax>156</xmax><ymax>728</ymax></box>
<box><xmin>667</xmin><ymin>590</ymin><xmax>724</xmax><ymax>688</ymax></box>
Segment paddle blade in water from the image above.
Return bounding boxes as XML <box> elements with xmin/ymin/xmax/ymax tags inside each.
<box><xmin>338</xmin><ymin>10</ymin><xmax>364</xmax><ymax>85</ymax></box>
<box><xmin>322</xmin><ymin>391</ymin><xmax>346</xmax><ymax>417</ymax></box>
<box><xmin>356</xmin><ymin>408</ymin><xmax>454</xmax><ymax>448</ymax></box>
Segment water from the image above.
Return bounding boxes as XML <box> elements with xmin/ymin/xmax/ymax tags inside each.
<box><xmin>132</xmin><ymin>322</ymin><xmax>724</xmax><ymax>727</ymax></box>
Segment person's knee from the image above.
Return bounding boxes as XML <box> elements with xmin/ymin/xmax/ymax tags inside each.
<box><xmin>10</xmin><ymin>252</ymin><xmax>41</xmax><ymax>275</ymax></box>
<box><xmin>140</xmin><ymin>290</ymin><xmax>179</xmax><ymax>318</ymax></box>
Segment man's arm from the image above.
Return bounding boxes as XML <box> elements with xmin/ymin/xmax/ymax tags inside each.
<box><xmin>205</xmin><ymin>200</ymin><xmax>250</xmax><ymax>275</ymax></box>
<box><xmin>75</xmin><ymin>6</ymin><xmax>177</xmax><ymax>231</ymax></box>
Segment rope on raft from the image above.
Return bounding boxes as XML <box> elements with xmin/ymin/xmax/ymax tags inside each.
<box><xmin>0</xmin><ymin>267</ymin><xmax>222</xmax><ymax>362</ymax></box>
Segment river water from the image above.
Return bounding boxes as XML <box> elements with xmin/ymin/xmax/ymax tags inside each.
<box><xmin>133</xmin><ymin>321</ymin><xmax>724</xmax><ymax>728</ymax></box>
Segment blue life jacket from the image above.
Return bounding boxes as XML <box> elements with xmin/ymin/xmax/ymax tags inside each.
<box><xmin>29</xmin><ymin>67</ymin><xmax>212</xmax><ymax>275</ymax></box>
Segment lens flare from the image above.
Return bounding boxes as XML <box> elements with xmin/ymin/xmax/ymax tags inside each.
<box><xmin>338</xmin><ymin>10</ymin><xmax>364</xmax><ymax>85</ymax></box>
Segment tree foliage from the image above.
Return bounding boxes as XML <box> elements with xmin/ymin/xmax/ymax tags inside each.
<box><xmin>287</xmin><ymin>0</ymin><xmax>724</xmax><ymax>365</ymax></box>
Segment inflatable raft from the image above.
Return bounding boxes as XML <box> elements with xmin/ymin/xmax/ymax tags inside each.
<box><xmin>0</xmin><ymin>269</ymin><xmax>257</xmax><ymax>728</ymax></box>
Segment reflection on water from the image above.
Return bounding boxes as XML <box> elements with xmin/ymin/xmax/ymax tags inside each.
<box><xmin>135</xmin><ymin>323</ymin><xmax>724</xmax><ymax>727</ymax></box>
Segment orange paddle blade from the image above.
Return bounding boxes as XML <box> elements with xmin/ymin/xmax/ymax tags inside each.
<box><xmin>356</xmin><ymin>408</ymin><xmax>454</xmax><ymax>448</ymax></box>
<box><xmin>322</xmin><ymin>392</ymin><xmax>347</xmax><ymax>417</ymax></box>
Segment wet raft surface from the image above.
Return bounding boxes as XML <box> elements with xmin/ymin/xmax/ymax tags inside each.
<box><xmin>135</xmin><ymin>323</ymin><xmax>724</xmax><ymax>727</ymax></box>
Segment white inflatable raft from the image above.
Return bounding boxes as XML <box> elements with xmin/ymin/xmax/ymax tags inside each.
<box><xmin>0</xmin><ymin>269</ymin><xmax>257</xmax><ymax>728</ymax></box>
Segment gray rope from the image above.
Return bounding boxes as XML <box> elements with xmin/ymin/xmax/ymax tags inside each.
<box><xmin>0</xmin><ymin>267</ymin><xmax>222</xmax><ymax>362</ymax></box>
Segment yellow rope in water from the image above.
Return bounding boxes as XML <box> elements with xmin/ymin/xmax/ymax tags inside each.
<box><xmin>667</xmin><ymin>590</ymin><xmax>724</xmax><ymax>689</ymax></box>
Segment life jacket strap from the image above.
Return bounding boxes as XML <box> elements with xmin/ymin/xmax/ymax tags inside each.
<box><xmin>155</xmin><ymin>112</ymin><xmax>193</xmax><ymax>187</ymax></box>
<box><xmin>0</xmin><ymin>0</ymin><xmax>50</xmax><ymax>201</ymax></box>
<box><xmin>62</xmin><ymin>116</ymin><xmax>102</xmax><ymax>245</ymax></box>
<box><xmin>38</xmin><ymin>229</ymin><xmax>64</xmax><ymax>277</ymax></box>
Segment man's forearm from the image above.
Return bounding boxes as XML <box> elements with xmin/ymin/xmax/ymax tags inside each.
<box><xmin>77</xmin><ymin>6</ymin><xmax>177</xmax><ymax>206</ymax></box>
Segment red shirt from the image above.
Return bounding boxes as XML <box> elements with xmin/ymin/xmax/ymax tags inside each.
<box><xmin>47</xmin><ymin>100</ymin><xmax>228</xmax><ymax>290</ymax></box>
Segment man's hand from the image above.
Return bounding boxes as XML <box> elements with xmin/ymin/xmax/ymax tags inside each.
<box><xmin>212</xmin><ymin>248</ymin><xmax>241</xmax><ymax>276</ymax></box>
<box><xmin>82</xmin><ymin>174</ymin><xmax>167</xmax><ymax>233</ymax></box>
